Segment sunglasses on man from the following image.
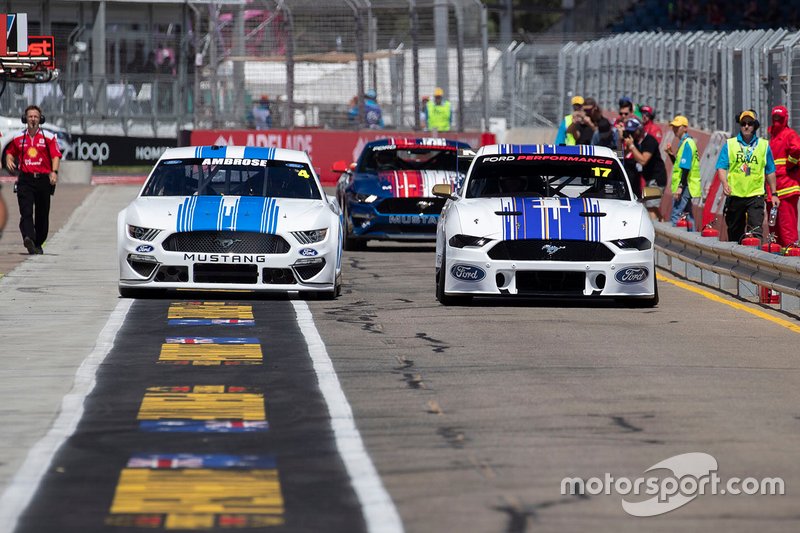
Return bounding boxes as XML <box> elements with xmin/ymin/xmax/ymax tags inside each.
<box><xmin>740</xmin><ymin>121</ymin><xmax>755</xmax><ymax>128</ymax></box>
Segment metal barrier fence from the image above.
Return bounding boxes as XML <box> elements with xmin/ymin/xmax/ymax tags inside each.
<box><xmin>555</xmin><ymin>29</ymin><xmax>800</xmax><ymax>134</ymax></box>
<box><xmin>1</xmin><ymin>0</ymin><xmax>492</xmax><ymax>137</ymax></box>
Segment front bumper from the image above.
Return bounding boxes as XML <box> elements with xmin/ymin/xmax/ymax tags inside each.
<box><xmin>347</xmin><ymin>200</ymin><xmax>440</xmax><ymax>241</ymax></box>
<box><xmin>442</xmin><ymin>243</ymin><xmax>656</xmax><ymax>298</ymax></box>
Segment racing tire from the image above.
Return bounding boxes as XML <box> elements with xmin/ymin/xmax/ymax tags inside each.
<box><xmin>342</xmin><ymin>206</ymin><xmax>367</xmax><ymax>251</ymax></box>
<box><xmin>314</xmin><ymin>275</ymin><xmax>342</xmax><ymax>300</ymax></box>
<box><xmin>436</xmin><ymin>249</ymin><xmax>472</xmax><ymax>306</ymax></box>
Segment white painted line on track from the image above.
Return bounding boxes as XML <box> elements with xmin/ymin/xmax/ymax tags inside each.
<box><xmin>0</xmin><ymin>299</ymin><xmax>133</xmax><ymax>532</ymax></box>
<box><xmin>291</xmin><ymin>300</ymin><xmax>404</xmax><ymax>533</ymax></box>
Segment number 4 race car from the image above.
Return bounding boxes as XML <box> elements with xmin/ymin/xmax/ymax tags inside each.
<box><xmin>433</xmin><ymin>144</ymin><xmax>659</xmax><ymax>306</ymax></box>
<box><xmin>118</xmin><ymin>146</ymin><xmax>343</xmax><ymax>298</ymax></box>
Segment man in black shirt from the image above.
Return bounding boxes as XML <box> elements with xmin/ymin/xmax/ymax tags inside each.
<box><xmin>623</xmin><ymin>117</ymin><xmax>666</xmax><ymax>221</ymax></box>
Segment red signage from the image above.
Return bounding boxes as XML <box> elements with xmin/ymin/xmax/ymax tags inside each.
<box><xmin>17</xmin><ymin>35</ymin><xmax>54</xmax><ymax>68</ymax></box>
<box><xmin>189</xmin><ymin>129</ymin><xmax>488</xmax><ymax>185</ymax></box>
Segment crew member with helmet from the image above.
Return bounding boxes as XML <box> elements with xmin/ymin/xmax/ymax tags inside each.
<box><xmin>767</xmin><ymin>105</ymin><xmax>800</xmax><ymax>246</ymax></box>
<box><xmin>715</xmin><ymin>109</ymin><xmax>779</xmax><ymax>243</ymax></box>
<box><xmin>555</xmin><ymin>95</ymin><xmax>584</xmax><ymax>145</ymax></box>
<box><xmin>5</xmin><ymin>105</ymin><xmax>62</xmax><ymax>255</ymax></box>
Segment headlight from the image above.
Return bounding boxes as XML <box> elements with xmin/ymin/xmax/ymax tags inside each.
<box><xmin>127</xmin><ymin>225</ymin><xmax>162</xmax><ymax>241</ymax></box>
<box><xmin>449</xmin><ymin>234</ymin><xmax>491</xmax><ymax>248</ymax></box>
<box><xmin>612</xmin><ymin>237</ymin><xmax>651</xmax><ymax>250</ymax></box>
<box><xmin>354</xmin><ymin>192</ymin><xmax>378</xmax><ymax>203</ymax></box>
<box><xmin>292</xmin><ymin>229</ymin><xmax>328</xmax><ymax>244</ymax></box>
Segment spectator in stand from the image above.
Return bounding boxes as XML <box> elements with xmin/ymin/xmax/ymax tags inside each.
<box><xmin>252</xmin><ymin>94</ymin><xmax>272</xmax><ymax>130</ymax></box>
<box><xmin>706</xmin><ymin>0</ymin><xmax>726</xmax><ymax>29</ymax></box>
<box><xmin>591</xmin><ymin>117</ymin><xmax>619</xmax><ymax>150</ymax></box>
<box><xmin>715</xmin><ymin>110</ymin><xmax>779</xmax><ymax>242</ymax></box>
<box><xmin>767</xmin><ymin>105</ymin><xmax>800</xmax><ymax>246</ymax></box>
<box><xmin>743</xmin><ymin>0</ymin><xmax>760</xmax><ymax>28</ymax></box>
<box><xmin>640</xmin><ymin>105</ymin><xmax>663</xmax><ymax>144</ymax></box>
<box><xmin>348</xmin><ymin>89</ymin><xmax>384</xmax><ymax>129</ymax></box>
<box><xmin>765</xmin><ymin>0</ymin><xmax>782</xmax><ymax>27</ymax></box>
<box><xmin>623</xmin><ymin>117</ymin><xmax>667</xmax><ymax>221</ymax></box>
<box><xmin>667</xmin><ymin>116</ymin><xmax>701</xmax><ymax>230</ymax></box>
<box><xmin>555</xmin><ymin>95</ymin><xmax>584</xmax><ymax>145</ymax></box>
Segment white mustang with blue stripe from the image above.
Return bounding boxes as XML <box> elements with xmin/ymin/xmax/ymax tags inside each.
<box><xmin>433</xmin><ymin>144</ymin><xmax>658</xmax><ymax>306</ymax></box>
<box><xmin>118</xmin><ymin>146</ymin><xmax>343</xmax><ymax>298</ymax></box>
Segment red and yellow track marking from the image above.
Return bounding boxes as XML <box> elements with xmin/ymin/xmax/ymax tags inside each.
<box><xmin>137</xmin><ymin>385</ymin><xmax>266</xmax><ymax>421</ymax></box>
<box><xmin>107</xmin><ymin>468</ymin><xmax>284</xmax><ymax>529</ymax></box>
<box><xmin>168</xmin><ymin>302</ymin><xmax>254</xmax><ymax>320</ymax></box>
<box><xmin>158</xmin><ymin>343</ymin><xmax>263</xmax><ymax>365</ymax></box>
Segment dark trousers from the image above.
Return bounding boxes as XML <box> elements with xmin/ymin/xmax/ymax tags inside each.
<box><xmin>724</xmin><ymin>195</ymin><xmax>764</xmax><ymax>243</ymax></box>
<box><xmin>17</xmin><ymin>173</ymin><xmax>52</xmax><ymax>247</ymax></box>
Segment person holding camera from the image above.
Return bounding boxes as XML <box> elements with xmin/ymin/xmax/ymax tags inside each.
<box><xmin>715</xmin><ymin>110</ymin><xmax>778</xmax><ymax>243</ymax></box>
<box><xmin>622</xmin><ymin>117</ymin><xmax>667</xmax><ymax>221</ymax></box>
<box><xmin>5</xmin><ymin>105</ymin><xmax>62</xmax><ymax>255</ymax></box>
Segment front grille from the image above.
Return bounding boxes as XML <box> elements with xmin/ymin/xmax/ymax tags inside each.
<box><xmin>163</xmin><ymin>231</ymin><xmax>290</xmax><ymax>254</ymax></box>
<box><xmin>294</xmin><ymin>259</ymin><xmax>326</xmax><ymax>281</ymax></box>
<box><xmin>488</xmin><ymin>239</ymin><xmax>615</xmax><ymax>261</ymax></box>
<box><xmin>263</xmin><ymin>268</ymin><xmax>295</xmax><ymax>284</ymax></box>
<box><xmin>375</xmin><ymin>197</ymin><xmax>445</xmax><ymax>215</ymax></box>
<box><xmin>516</xmin><ymin>271</ymin><xmax>586</xmax><ymax>295</ymax></box>
<box><xmin>127</xmin><ymin>256</ymin><xmax>158</xmax><ymax>278</ymax></box>
<box><xmin>193</xmin><ymin>263</ymin><xmax>258</xmax><ymax>284</ymax></box>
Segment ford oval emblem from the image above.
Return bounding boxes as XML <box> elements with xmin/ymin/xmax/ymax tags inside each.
<box><xmin>299</xmin><ymin>248</ymin><xmax>318</xmax><ymax>257</ymax></box>
<box><xmin>615</xmin><ymin>266</ymin><xmax>649</xmax><ymax>284</ymax></box>
<box><xmin>450</xmin><ymin>264</ymin><xmax>486</xmax><ymax>282</ymax></box>
<box><xmin>136</xmin><ymin>244</ymin><xmax>154</xmax><ymax>253</ymax></box>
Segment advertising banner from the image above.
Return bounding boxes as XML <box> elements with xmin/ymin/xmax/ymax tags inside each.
<box><xmin>188</xmin><ymin>129</ymin><xmax>486</xmax><ymax>185</ymax></box>
<box><xmin>66</xmin><ymin>135</ymin><xmax>177</xmax><ymax>166</ymax></box>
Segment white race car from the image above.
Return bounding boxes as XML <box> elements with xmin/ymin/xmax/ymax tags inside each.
<box><xmin>118</xmin><ymin>146</ymin><xmax>342</xmax><ymax>298</ymax></box>
<box><xmin>433</xmin><ymin>144</ymin><xmax>658</xmax><ymax>306</ymax></box>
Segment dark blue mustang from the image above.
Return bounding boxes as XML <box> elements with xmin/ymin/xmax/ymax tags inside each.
<box><xmin>334</xmin><ymin>137</ymin><xmax>471</xmax><ymax>250</ymax></box>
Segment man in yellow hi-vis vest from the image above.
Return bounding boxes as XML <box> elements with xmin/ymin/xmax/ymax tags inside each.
<box><xmin>426</xmin><ymin>87</ymin><xmax>452</xmax><ymax>133</ymax></box>
<box><xmin>666</xmin><ymin>115</ymin><xmax>701</xmax><ymax>230</ymax></box>
<box><xmin>715</xmin><ymin>110</ymin><xmax>780</xmax><ymax>243</ymax></box>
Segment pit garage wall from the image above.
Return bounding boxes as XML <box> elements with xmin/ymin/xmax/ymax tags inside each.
<box><xmin>185</xmin><ymin>130</ymin><xmax>490</xmax><ymax>185</ymax></box>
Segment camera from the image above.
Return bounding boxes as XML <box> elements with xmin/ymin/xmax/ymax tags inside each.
<box><xmin>622</xmin><ymin>131</ymin><xmax>632</xmax><ymax>139</ymax></box>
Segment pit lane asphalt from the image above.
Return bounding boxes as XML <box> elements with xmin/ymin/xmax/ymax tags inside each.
<box><xmin>1</xmin><ymin>183</ymin><xmax>799</xmax><ymax>532</ymax></box>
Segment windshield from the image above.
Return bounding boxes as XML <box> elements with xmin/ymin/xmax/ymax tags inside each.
<box><xmin>360</xmin><ymin>146</ymin><xmax>461</xmax><ymax>173</ymax></box>
<box><xmin>141</xmin><ymin>157</ymin><xmax>322</xmax><ymax>199</ymax></box>
<box><xmin>465</xmin><ymin>154</ymin><xmax>631</xmax><ymax>200</ymax></box>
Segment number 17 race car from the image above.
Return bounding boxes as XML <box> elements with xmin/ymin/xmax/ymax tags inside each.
<box><xmin>433</xmin><ymin>144</ymin><xmax>658</xmax><ymax>306</ymax></box>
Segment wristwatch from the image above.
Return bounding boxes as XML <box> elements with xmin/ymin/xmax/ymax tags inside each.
<box><xmin>53</xmin><ymin>170</ymin><xmax>58</xmax><ymax>174</ymax></box>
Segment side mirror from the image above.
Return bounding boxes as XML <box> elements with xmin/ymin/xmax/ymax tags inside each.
<box><xmin>641</xmin><ymin>185</ymin><xmax>663</xmax><ymax>201</ymax></box>
<box><xmin>332</xmin><ymin>160</ymin><xmax>350</xmax><ymax>173</ymax></box>
<box><xmin>432</xmin><ymin>183</ymin><xmax>454</xmax><ymax>199</ymax></box>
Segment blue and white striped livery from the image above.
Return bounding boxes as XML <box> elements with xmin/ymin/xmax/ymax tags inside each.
<box><xmin>434</xmin><ymin>144</ymin><xmax>658</xmax><ymax>306</ymax></box>
<box><xmin>118</xmin><ymin>145</ymin><xmax>343</xmax><ymax>298</ymax></box>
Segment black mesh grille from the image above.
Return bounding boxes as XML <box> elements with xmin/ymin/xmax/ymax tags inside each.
<box><xmin>294</xmin><ymin>259</ymin><xmax>326</xmax><ymax>281</ymax></box>
<box><xmin>488</xmin><ymin>239</ymin><xmax>615</xmax><ymax>261</ymax></box>
<box><xmin>262</xmin><ymin>268</ymin><xmax>295</xmax><ymax>284</ymax></box>
<box><xmin>193</xmin><ymin>264</ymin><xmax>258</xmax><ymax>284</ymax></box>
<box><xmin>375</xmin><ymin>197</ymin><xmax>445</xmax><ymax>215</ymax></box>
<box><xmin>162</xmin><ymin>231</ymin><xmax>290</xmax><ymax>254</ymax></box>
<box><xmin>128</xmin><ymin>258</ymin><xmax>157</xmax><ymax>278</ymax></box>
<box><xmin>516</xmin><ymin>271</ymin><xmax>586</xmax><ymax>295</ymax></box>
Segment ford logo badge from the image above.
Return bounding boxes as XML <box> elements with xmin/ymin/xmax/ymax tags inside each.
<box><xmin>136</xmin><ymin>245</ymin><xmax>154</xmax><ymax>253</ymax></box>
<box><xmin>299</xmin><ymin>248</ymin><xmax>318</xmax><ymax>257</ymax></box>
<box><xmin>615</xmin><ymin>266</ymin><xmax>649</xmax><ymax>284</ymax></box>
<box><xmin>450</xmin><ymin>264</ymin><xmax>486</xmax><ymax>282</ymax></box>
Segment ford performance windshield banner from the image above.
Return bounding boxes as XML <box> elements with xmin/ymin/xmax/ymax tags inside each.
<box><xmin>65</xmin><ymin>135</ymin><xmax>177</xmax><ymax>166</ymax></box>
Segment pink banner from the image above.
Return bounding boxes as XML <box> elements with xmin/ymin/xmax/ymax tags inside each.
<box><xmin>189</xmin><ymin>129</ymin><xmax>488</xmax><ymax>185</ymax></box>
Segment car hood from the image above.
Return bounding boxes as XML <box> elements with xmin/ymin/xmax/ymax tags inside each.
<box><xmin>451</xmin><ymin>197</ymin><xmax>650</xmax><ymax>242</ymax></box>
<box><xmin>122</xmin><ymin>196</ymin><xmax>331</xmax><ymax>233</ymax></box>
<box><xmin>354</xmin><ymin>170</ymin><xmax>464</xmax><ymax>198</ymax></box>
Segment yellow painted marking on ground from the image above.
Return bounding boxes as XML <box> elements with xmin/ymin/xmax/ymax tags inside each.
<box><xmin>657</xmin><ymin>272</ymin><xmax>800</xmax><ymax>333</ymax></box>
<box><xmin>159</xmin><ymin>344</ymin><xmax>263</xmax><ymax>364</ymax></box>
<box><xmin>109</xmin><ymin>469</ymin><xmax>284</xmax><ymax>529</ymax></box>
<box><xmin>168</xmin><ymin>302</ymin><xmax>254</xmax><ymax>319</ymax></box>
<box><xmin>138</xmin><ymin>389</ymin><xmax>266</xmax><ymax>421</ymax></box>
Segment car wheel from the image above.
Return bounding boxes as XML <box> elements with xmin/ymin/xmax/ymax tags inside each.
<box><xmin>436</xmin><ymin>249</ymin><xmax>471</xmax><ymax>306</ymax></box>
<box><xmin>619</xmin><ymin>271</ymin><xmax>659</xmax><ymax>308</ymax></box>
<box><xmin>343</xmin><ymin>206</ymin><xmax>367</xmax><ymax>251</ymax></box>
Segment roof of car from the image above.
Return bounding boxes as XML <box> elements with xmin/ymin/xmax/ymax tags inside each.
<box><xmin>364</xmin><ymin>137</ymin><xmax>471</xmax><ymax>150</ymax></box>
<box><xmin>476</xmin><ymin>144</ymin><xmax>618</xmax><ymax>158</ymax></box>
<box><xmin>158</xmin><ymin>145</ymin><xmax>313</xmax><ymax>164</ymax></box>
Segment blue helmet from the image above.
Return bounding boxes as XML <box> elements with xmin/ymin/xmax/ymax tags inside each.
<box><xmin>365</xmin><ymin>88</ymin><xmax>377</xmax><ymax>100</ymax></box>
